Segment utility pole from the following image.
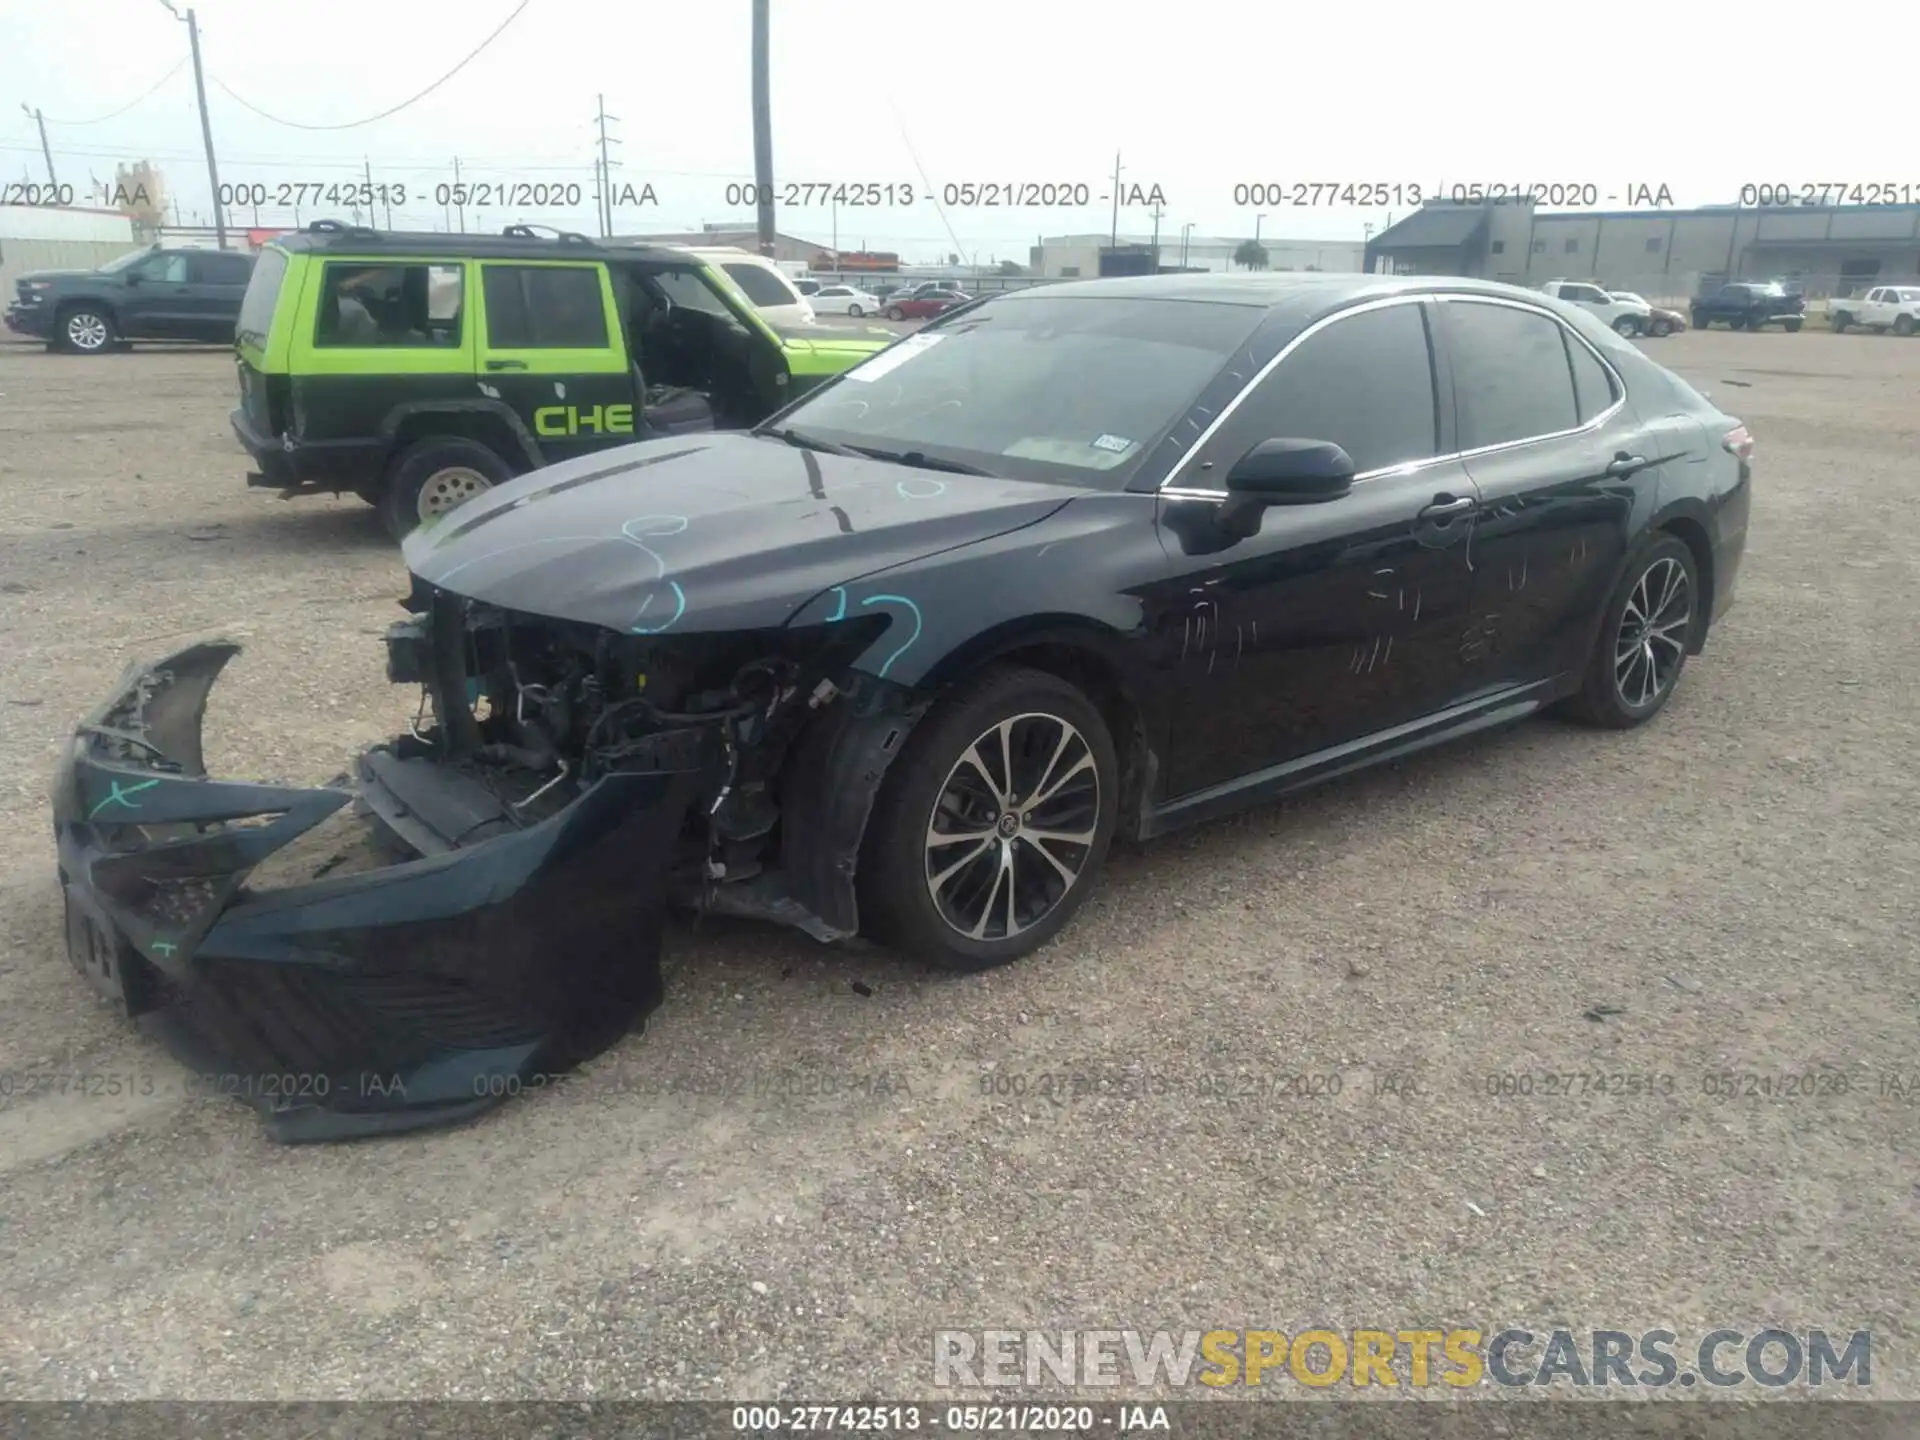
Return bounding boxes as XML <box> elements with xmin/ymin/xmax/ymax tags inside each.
<box><xmin>1180</xmin><ymin>221</ymin><xmax>1194</xmax><ymax>270</ymax></box>
<box><xmin>1254</xmin><ymin>212</ymin><xmax>1266</xmax><ymax>244</ymax></box>
<box><xmin>1148</xmin><ymin>201</ymin><xmax>1164</xmax><ymax>270</ymax></box>
<box><xmin>1109</xmin><ymin>152</ymin><xmax>1123</xmax><ymax>248</ymax></box>
<box><xmin>363</xmin><ymin>158</ymin><xmax>374</xmax><ymax>228</ymax></box>
<box><xmin>453</xmin><ymin>156</ymin><xmax>466</xmax><ymax>233</ymax></box>
<box><xmin>594</xmin><ymin>95</ymin><xmax>621</xmax><ymax>238</ymax></box>
<box><xmin>750</xmin><ymin>0</ymin><xmax>776</xmax><ymax>257</ymax></box>
<box><xmin>159</xmin><ymin>3</ymin><xmax>226</xmax><ymax>249</ymax></box>
<box><xmin>19</xmin><ymin>106</ymin><xmax>56</xmax><ymax>188</ymax></box>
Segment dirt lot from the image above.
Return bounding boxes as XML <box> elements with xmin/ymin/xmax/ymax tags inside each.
<box><xmin>0</xmin><ymin>330</ymin><xmax>1915</xmax><ymax>1402</ymax></box>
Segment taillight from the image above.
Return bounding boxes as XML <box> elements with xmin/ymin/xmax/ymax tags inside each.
<box><xmin>1723</xmin><ymin>424</ymin><xmax>1753</xmax><ymax>461</ymax></box>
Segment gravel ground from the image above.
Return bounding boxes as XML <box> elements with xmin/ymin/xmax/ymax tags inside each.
<box><xmin>0</xmin><ymin>330</ymin><xmax>1914</xmax><ymax>1403</ymax></box>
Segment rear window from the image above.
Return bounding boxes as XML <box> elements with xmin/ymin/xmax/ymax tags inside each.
<box><xmin>721</xmin><ymin>262</ymin><xmax>802</xmax><ymax>308</ymax></box>
<box><xmin>236</xmin><ymin>246</ymin><xmax>289</xmax><ymax>344</ymax></box>
<box><xmin>481</xmin><ymin>265</ymin><xmax>608</xmax><ymax>348</ymax></box>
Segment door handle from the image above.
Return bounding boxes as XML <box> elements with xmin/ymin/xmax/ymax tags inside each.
<box><xmin>1418</xmin><ymin>494</ymin><xmax>1476</xmax><ymax>520</ymax></box>
<box><xmin>1606</xmin><ymin>452</ymin><xmax>1652</xmax><ymax>477</ymax></box>
<box><xmin>485</xmin><ymin>359</ymin><xmax>527</xmax><ymax>371</ymax></box>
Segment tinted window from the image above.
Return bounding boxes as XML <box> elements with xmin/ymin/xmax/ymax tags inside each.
<box><xmin>1201</xmin><ymin>301</ymin><xmax>1438</xmax><ymax>482</ymax></box>
<box><xmin>779</xmin><ymin>295</ymin><xmax>1263</xmax><ymax>489</ymax></box>
<box><xmin>189</xmin><ymin>251</ymin><xmax>252</xmax><ymax>284</ymax></box>
<box><xmin>482</xmin><ymin>265</ymin><xmax>607</xmax><ymax>348</ymax></box>
<box><xmin>316</xmin><ymin>262</ymin><xmax>463</xmax><ymax>348</ymax></box>
<box><xmin>236</xmin><ymin>246</ymin><xmax>288</xmax><ymax>344</ymax></box>
<box><xmin>1565</xmin><ymin>332</ymin><xmax>1616</xmax><ymax>423</ymax></box>
<box><xmin>721</xmin><ymin>262</ymin><xmax>801</xmax><ymax>307</ymax></box>
<box><xmin>1447</xmin><ymin>301</ymin><xmax>1579</xmax><ymax>449</ymax></box>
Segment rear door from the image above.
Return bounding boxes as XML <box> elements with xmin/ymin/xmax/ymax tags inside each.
<box><xmin>185</xmin><ymin>250</ymin><xmax>253</xmax><ymax>341</ymax></box>
<box><xmin>474</xmin><ymin>261</ymin><xmax>637</xmax><ymax>463</ymax></box>
<box><xmin>1437</xmin><ymin>295</ymin><xmax>1645</xmax><ymax>688</ymax></box>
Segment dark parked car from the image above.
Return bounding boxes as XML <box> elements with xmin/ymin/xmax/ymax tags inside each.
<box><xmin>52</xmin><ymin>274</ymin><xmax>1751</xmax><ymax>1139</ymax></box>
<box><xmin>1689</xmin><ymin>282</ymin><xmax>1805</xmax><ymax>332</ymax></box>
<box><xmin>885</xmin><ymin>288</ymin><xmax>970</xmax><ymax>320</ymax></box>
<box><xmin>4</xmin><ymin>244</ymin><xmax>255</xmax><ymax>353</ymax></box>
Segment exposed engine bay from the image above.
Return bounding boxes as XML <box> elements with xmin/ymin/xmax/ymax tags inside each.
<box><xmin>375</xmin><ymin>581</ymin><xmax>909</xmax><ymax>939</ymax></box>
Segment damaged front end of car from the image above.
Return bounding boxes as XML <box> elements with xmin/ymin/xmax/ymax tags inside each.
<box><xmin>51</xmin><ymin>587</ymin><xmax>923</xmax><ymax>1142</ymax></box>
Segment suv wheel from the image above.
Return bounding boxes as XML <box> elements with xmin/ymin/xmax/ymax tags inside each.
<box><xmin>1831</xmin><ymin>311</ymin><xmax>1852</xmax><ymax>332</ymax></box>
<box><xmin>58</xmin><ymin>306</ymin><xmax>115</xmax><ymax>355</ymax></box>
<box><xmin>1612</xmin><ymin>315</ymin><xmax>1640</xmax><ymax>337</ymax></box>
<box><xmin>1896</xmin><ymin>315</ymin><xmax>1916</xmax><ymax>337</ymax></box>
<box><xmin>1562</xmin><ymin>535</ymin><xmax>1698</xmax><ymax>729</ymax></box>
<box><xmin>380</xmin><ymin>436</ymin><xmax>513</xmax><ymax>541</ymax></box>
<box><xmin>858</xmin><ymin>666</ymin><xmax>1119</xmax><ymax>971</ymax></box>
<box><xmin>1783</xmin><ymin>318</ymin><xmax>1803</xmax><ymax>333</ymax></box>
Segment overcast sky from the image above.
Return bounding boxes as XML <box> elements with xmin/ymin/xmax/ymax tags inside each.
<box><xmin>1</xmin><ymin>0</ymin><xmax>1908</xmax><ymax>263</ymax></box>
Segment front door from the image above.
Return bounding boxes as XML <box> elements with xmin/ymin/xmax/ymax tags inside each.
<box><xmin>1435</xmin><ymin>296</ymin><xmax>1647</xmax><ymax>690</ymax></box>
<box><xmin>120</xmin><ymin>252</ymin><xmax>195</xmax><ymax>338</ymax></box>
<box><xmin>474</xmin><ymin>261</ymin><xmax>638</xmax><ymax>465</ymax></box>
<box><xmin>1154</xmin><ymin>296</ymin><xmax>1482</xmax><ymax>797</ymax></box>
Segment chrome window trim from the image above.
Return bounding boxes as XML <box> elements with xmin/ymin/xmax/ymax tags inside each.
<box><xmin>1158</xmin><ymin>291</ymin><xmax>1627</xmax><ymax>503</ymax></box>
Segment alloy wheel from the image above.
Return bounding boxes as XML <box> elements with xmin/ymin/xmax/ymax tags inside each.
<box><xmin>66</xmin><ymin>312</ymin><xmax>110</xmax><ymax>352</ymax></box>
<box><xmin>923</xmin><ymin>712</ymin><xmax>1101</xmax><ymax>942</ymax></box>
<box><xmin>415</xmin><ymin>466</ymin><xmax>493</xmax><ymax>522</ymax></box>
<box><xmin>1614</xmin><ymin>556</ymin><xmax>1691</xmax><ymax>709</ymax></box>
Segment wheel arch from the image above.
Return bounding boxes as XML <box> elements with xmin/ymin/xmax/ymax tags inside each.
<box><xmin>378</xmin><ymin>401</ymin><xmax>544</xmax><ymax>478</ymax></box>
<box><xmin>914</xmin><ymin>617</ymin><xmax>1162</xmax><ymax>842</ymax></box>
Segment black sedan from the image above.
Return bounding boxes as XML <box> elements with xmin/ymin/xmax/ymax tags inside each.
<box><xmin>52</xmin><ymin>274</ymin><xmax>1751</xmax><ymax>1138</ymax></box>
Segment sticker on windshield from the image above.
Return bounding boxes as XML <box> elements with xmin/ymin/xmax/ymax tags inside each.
<box><xmin>1091</xmin><ymin>433</ymin><xmax>1135</xmax><ymax>454</ymax></box>
<box><xmin>842</xmin><ymin>331</ymin><xmax>945</xmax><ymax>382</ymax></box>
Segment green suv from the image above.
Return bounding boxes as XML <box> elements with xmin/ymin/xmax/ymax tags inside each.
<box><xmin>231</xmin><ymin>221</ymin><xmax>897</xmax><ymax>538</ymax></box>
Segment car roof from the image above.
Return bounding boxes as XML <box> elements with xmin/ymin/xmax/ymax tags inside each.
<box><xmin>988</xmin><ymin>272</ymin><xmax>1592</xmax><ymax>323</ymax></box>
<box><xmin>270</xmin><ymin>222</ymin><xmax>684</xmax><ymax>265</ymax></box>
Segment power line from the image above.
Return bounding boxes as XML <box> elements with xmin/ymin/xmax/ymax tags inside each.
<box><xmin>40</xmin><ymin>59</ymin><xmax>189</xmax><ymax>125</ymax></box>
<box><xmin>208</xmin><ymin>0</ymin><xmax>531</xmax><ymax>132</ymax></box>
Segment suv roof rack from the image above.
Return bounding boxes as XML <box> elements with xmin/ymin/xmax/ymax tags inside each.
<box><xmin>501</xmin><ymin>223</ymin><xmax>595</xmax><ymax>245</ymax></box>
<box><xmin>305</xmin><ymin>218</ymin><xmax>382</xmax><ymax>240</ymax></box>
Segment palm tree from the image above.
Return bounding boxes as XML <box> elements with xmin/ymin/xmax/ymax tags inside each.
<box><xmin>1233</xmin><ymin>239</ymin><xmax>1270</xmax><ymax>271</ymax></box>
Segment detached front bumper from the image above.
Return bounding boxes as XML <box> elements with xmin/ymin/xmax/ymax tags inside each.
<box><xmin>50</xmin><ymin>638</ymin><xmax>702</xmax><ymax>1142</ymax></box>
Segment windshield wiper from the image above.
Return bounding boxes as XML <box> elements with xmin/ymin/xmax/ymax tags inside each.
<box><xmin>844</xmin><ymin>445</ymin><xmax>998</xmax><ymax>477</ymax></box>
<box><xmin>760</xmin><ymin>425</ymin><xmax>862</xmax><ymax>457</ymax></box>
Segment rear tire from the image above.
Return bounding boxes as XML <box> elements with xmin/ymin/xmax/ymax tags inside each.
<box><xmin>1783</xmin><ymin>318</ymin><xmax>1802</xmax><ymax>333</ymax></box>
<box><xmin>1562</xmin><ymin>534</ymin><xmax>1699</xmax><ymax>730</ymax></box>
<box><xmin>1831</xmin><ymin>311</ymin><xmax>1852</xmax><ymax>332</ymax></box>
<box><xmin>1896</xmin><ymin>315</ymin><xmax>1916</xmax><ymax>337</ymax></box>
<box><xmin>1613</xmin><ymin>315</ymin><xmax>1641</xmax><ymax>337</ymax></box>
<box><xmin>857</xmin><ymin>666</ymin><xmax>1118</xmax><ymax>972</ymax></box>
<box><xmin>847</xmin><ymin>303</ymin><xmax>864</xmax><ymax>317</ymax></box>
<box><xmin>378</xmin><ymin>436</ymin><xmax>514</xmax><ymax>542</ymax></box>
<box><xmin>1649</xmin><ymin>317</ymin><xmax>1672</xmax><ymax>338</ymax></box>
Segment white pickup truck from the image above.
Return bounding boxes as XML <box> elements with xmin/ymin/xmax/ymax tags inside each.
<box><xmin>1538</xmin><ymin>279</ymin><xmax>1654</xmax><ymax>336</ymax></box>
<box><xmin>1829</xmin><ymin>285</ymin><xmax>1920</xmax><ymax>335</ymax></box>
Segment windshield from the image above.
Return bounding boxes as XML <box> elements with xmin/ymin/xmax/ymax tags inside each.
<box><xmin>98</xmin><ymin>249</ymin><xmax>154</xmax><ymax>274</ymax></box>
<box><xmin>769</xmin><ymin>296</ymin><xmax>1264</xmax><ymax>488</ymax></box>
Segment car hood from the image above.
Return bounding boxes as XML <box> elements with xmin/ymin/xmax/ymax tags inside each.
<box><xmin>14</xmin><ymin>269</ymin><xmax>92</xmax><ymax>284</ymax></box>
<box><xmin>402</xmin><ymin>432</ymin><xmax>1083</xmax><ymax>635</ymax></box>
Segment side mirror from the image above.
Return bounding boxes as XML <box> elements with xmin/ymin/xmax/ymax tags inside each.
<box><xmin>1216</xmin><ymin>439</ymin><xmax>1355</xmax><ymax>537</ymax></box>
<box><xmin>123</xmin><ymin>270</ymin><xmax>143</xmax><ymax>286</ymax></box>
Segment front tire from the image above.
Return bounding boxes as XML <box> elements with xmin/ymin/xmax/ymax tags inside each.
<box><xmin>379</xmin><ymin>436</ymin><xmax>513</xmax><ymax>542</ymax></box>
<box><xmin>1563</xmin><ymin>535</ymin><xmax>1699</xmax><ymax>729</ymax></box>
<box><xmin>858</xmin><ymin>666</ymin><xmax>1119</xmax><ymax>971</ymax></box>
<box><xmin>886</xmin><ymin>305</ymin><xmax>905</xmax><ymax>321</ymax></box>
<box><xmin>57</xmin><ymin>306</ymin><xmax>115</xmax><ymax>354</ymax></box>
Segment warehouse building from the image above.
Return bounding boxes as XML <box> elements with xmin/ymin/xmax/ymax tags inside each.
<box><xmin>1033</xmin><ymin>232</ymin><xmax>1364</xmax><ymax>278</ymax></box>
<box><xmin>0</xmin><ymin>204</ymin><xmax>140</xmax><ymax>301</ymax></box>
<box><xmin>1364</xmin><ymin>198</ymin><xmax>1920</xmax><ymax>304</ymax></box>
